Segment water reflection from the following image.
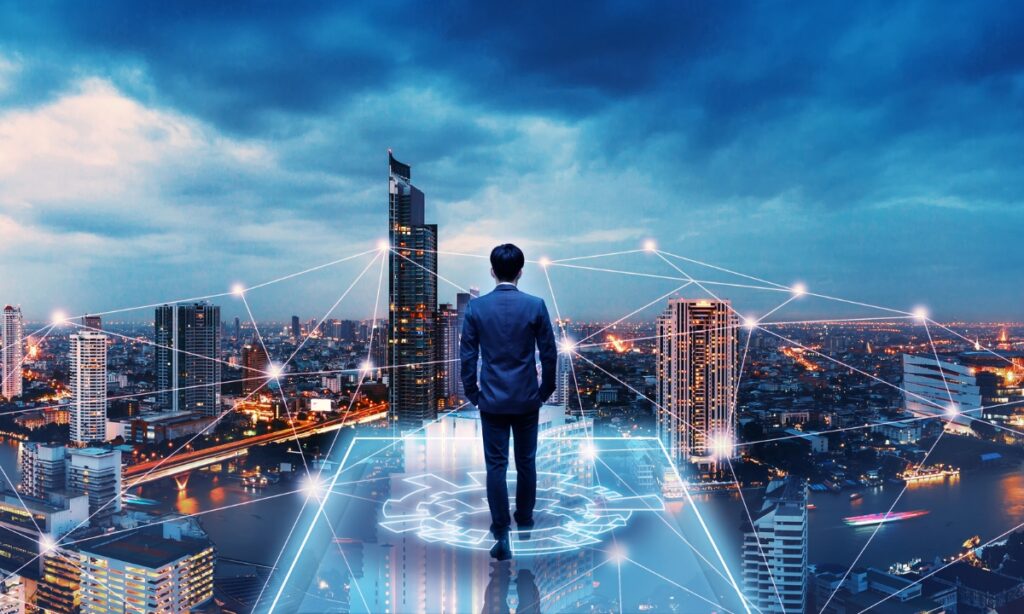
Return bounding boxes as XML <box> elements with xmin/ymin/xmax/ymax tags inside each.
<box><xmin>482</xmin><ymin>563</ymin><xmax>541</xmax><ymax>614</ymax></box>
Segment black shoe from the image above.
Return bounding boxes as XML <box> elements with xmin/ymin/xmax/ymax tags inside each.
<box><xmin>516</xmin><ymin>518</ymin><xmax>535</xmax><ymax>541</ymax></box>
<box><xmin>490</xmin><ymin>535</ymin><xmax>512</xmax><ymax>561</ymax></box>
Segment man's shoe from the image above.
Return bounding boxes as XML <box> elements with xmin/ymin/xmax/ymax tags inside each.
<box><xmin>490</xmin><ymin>535</ymin><xmax>512</xmax><ymax>561</ymax></box>
<box><xmin>516</xmin><ymin>518</ymin><xmax>535</xmax><ymax>541</ymax></box>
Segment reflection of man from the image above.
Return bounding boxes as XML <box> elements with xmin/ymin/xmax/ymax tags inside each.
<box><xmin>461</xmin><ymin>244</ymin><xmax>558</xmax><ymax>561</ymax></box>
<box><xmin>481</xmin><ymin>564</ymin><xmax>543</xmax><ymax>614</ymax></box>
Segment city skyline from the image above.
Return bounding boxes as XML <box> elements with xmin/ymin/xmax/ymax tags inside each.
<box><xmin>2</xmin><ymin>4</ymin><xmax>1024</xmax><ymax>320</ymax></box>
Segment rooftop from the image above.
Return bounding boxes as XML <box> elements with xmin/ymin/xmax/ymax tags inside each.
<box><xmin>81</xmin><ymin>528</ymin><xmax>211</xmax><ymax>569</ymax></box>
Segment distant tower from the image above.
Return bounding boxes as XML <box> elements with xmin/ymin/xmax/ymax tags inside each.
<box><xmin>656</xmin><ymin>298</ymin><xmax>738</xmax><ymax>471</ymax></box>
<box><xmin>18</xmin><ymin>442</ymin><xmax>67</xmax><ymax>498</ymax></box>
<box><xmin>550</xmin><ymin>351</ymin><xmax>573</xmax><ymax>411</ymax></box>
<box><xmin>67</xmin><ymin>447</ymin><xmax>122</xmax><ymax>526</ymax></box>
<box><xmin>436</xmin><ymin>303</ymin><xmax>459</xmax><ymax>410</ymax></box>
<box><xmin>455</xmin><ymin>292</ymin><xmax>474</xmax><ymax>404</ymax></box>
<box><xmin>234</xmin><ymin>316</ymin><xmax>241</xmax><ymax>341</ymax></box>
<box><xmin>2</xmin><ymin>305</ymin><xmax>24</xmax><ymax>399</ymax></box>
<box><xmin>70</xmin><ymin>331</ymin><xmax>108</xmax><ymax>445</ymax></box>
<box><xmin>81</xmin><ymin>314</ymin><xmax>102</xmax><ymax>331</ymax></box>
<box><xmin>742</xmin><ymin>477</ymin><xmax>808</xmax><ymax>613</ymax></box>
<box><xmin>291</xmin><ymin>315</ymin><xmax>301</xmax><ymax>341</ymax></box>
<box><xmin>387</xmin><ymin>152</ymin><xmax>439</xmax><ymax>428</ymax></box>
<box><xmin>241</xmin><ymin>343</ymin><xmax>270</xmax><ymax>396</ymax></box>
<box><xmin>155</xmin><ymin>303</ymin><xmax>222</xmax><ymax>416</ymax></box>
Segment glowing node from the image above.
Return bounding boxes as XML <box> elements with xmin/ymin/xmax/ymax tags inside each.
<box><xmin>913</xmin><ymin>306</ymin><xmax>929</xmax><ymax>323</ymax></box>
<box><xmin>643</xmin><ymin>239</ymin><xmax>657</xmax><ymax>252</ymax></box>
<box><xmin>266</xmin><ymin>363</ymin><xmax>284</xmax><ymax>379</ymax></box>
<box><xmin>791</xmin><ymin>282</ymin><xmax>807</xmax><ymax>297</ymax></box>
<box><xmin>709</xmin><ymin>433</ymin><xmax>733</xmax><ymax>460</ymax></box>
<box><xmin>39</xmin><ymin>535</ymin><xmax>56</xmax><ymax>554</ymax></box>
<box><xmin>360</xmin><ymin>361</ymin><xmax>373</xmax><ymax>373</ymax></box>
<box><xmin>607</xmin><ymin>542</ymin><xmax>627</xmax><ymax>563</ymax></box>
<box><xmin>742</xmin><ymin>315</ymin><xmax>758</xmax><ymax>330</ymax></box>
<box><xmin>231</xmin><ymin>283</ymin><xmax>245</xmax><ymax>297</ymax></box>
<box><xmin>50</xmin><ymin>311</ymin><xmax>68</xmax><ymax>326</ymax></box>
<box><xmin>580</xmin><ymin>441</ymin><xmax>598</xmax><ymax>461</ymax></box>
<box><xmin>557</xmin><ymin>338</ymin><xmax>576</xmax><ymax>354</ymax></box>
<box><xmin>538</xmin><ymin>256</ymin><xmax>551</xmax><ymax>268</ymax></box>
<box><xmin>945</xmin><ymin>403</ymin><xmax>959</xmax><ymax>419</ymax></box>
<box><xmin>301</xmin><ymin>474</ymin><xmax>327</xmax><ymax>500</ymax></box>
<box><xmin>377</xmin><ymin>239</ymin><xmax>390</xmax><ymax>251</ymax></box>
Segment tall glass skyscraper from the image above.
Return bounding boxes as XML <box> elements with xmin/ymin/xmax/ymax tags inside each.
<box><xmin>387</xmin><ymin>152</ymin><xmax>438</xmax><ymax>428</ymax></box>
<box><xmin>155</xmin><ymin>302</ymin><xmax>222</xmax><ymax>416</ymax></box>
<box><xmin>1</xmin><ymin>305</ymin><xmax>24</xmax><ymax>400</ymax></box>
<box><xmin>656</xmin><ymin>298</ymin><xmax>738</xmax><ymax>472</ymax></box>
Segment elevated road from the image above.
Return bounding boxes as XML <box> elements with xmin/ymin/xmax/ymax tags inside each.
<box><xmin>123</xmin><ymin>406</ymin><xmax>386</xmax><ymax>487</ymax></box>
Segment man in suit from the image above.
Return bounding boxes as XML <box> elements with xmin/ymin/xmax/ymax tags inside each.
<box><xmin>460</xmin><ymin>243</ymin><xmax>558</xmax><ymax>560</ymax></box>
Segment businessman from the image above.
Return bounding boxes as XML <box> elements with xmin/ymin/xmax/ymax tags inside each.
<box><xmin>460</xmin><ymin>243</ymin><xmax>558</xmax><ymax>561</ymax></box>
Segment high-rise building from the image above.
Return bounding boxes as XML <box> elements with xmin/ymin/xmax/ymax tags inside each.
<box><xmin>291</xmin><ymin>315</ymin><xmax>301</xmax><ymax>340</ymax></box>
<box><xmin>0</xmin><ymin>489</ymin><xmax>89</xmax><ymax>580</ymax></box>
<box><xmin>155</xmin><ymin>303</ymin><xmax>222</xmax><ymax>416</ymax></box>
<box><xmin>37</xmin><ymin>548</ymin><xmax>83</xmax><ymax>614</ymax></box>
<box><xmin>241</xmin><ymin>343</ymin><xmax>270</xmax><ymax>396</ymax></box>
<box><xmin>656</xmin><ymin>298</ymin><xmax>738</xmax><ymax>470</ymax></box>
<box><xmin>67</xmin><ymin>448</ymin><xmax>121</xmax><ymax>526</ymax></box>
<box><xmin>454</xmin><ymin>292</ymin><xmax>475</xmax><ymax>404</ymax></box>
<box><xmin>902</xmin><ymin>353</ymin><xmax>981</xmax><ymax>431</ymax></box>
<box><xmin>77</xmin><ymin>522</ymin><xmax>215</xmax><ymax>613</ymax></box>
<box><xmin>742</xmin><ymin>477</ymin><xmax>808</xmax><ymax>614</ymax></box>
<box><xmin>70</xmin><ymin>331</ymin><xmax>108</xmax><ymax>446</ymax></box>
<box><xmin>387</xmin><ymin>152</ymin><xmax>439</xmax><ymax>428</ymax></box>
<box><xmin>1</xmin><ymin>305</ymin><xmax>24</xmax><ymax>400</ymax></box>
<box><xmin>81</xmin><ymin>314</ymin><xmax>102</xmax><ymax>331</ymax></box>
<box><xmin>436</xmin><ymin>303</ymin><xmax>459</xmax><ymax>410</ymax></box>
<box><xmin>234</xmin><ymin>316</ymin><xmax>241</xmax><ymax>340</ymax></box>
<box><xmin>549</xmin><ymin>347</ymin><xmax>573</xmax><ymax>412</ymax></box>
<box><xmin>18</xmin><ymin>442</ymin><xmax>67</xmax><ymax>498</ymax></box>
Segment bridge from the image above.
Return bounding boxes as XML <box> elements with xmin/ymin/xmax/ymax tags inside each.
<box><xmin>123</xmin><ymin>406</ymin><xmax>386</xmax><ymax>487</ymax></box>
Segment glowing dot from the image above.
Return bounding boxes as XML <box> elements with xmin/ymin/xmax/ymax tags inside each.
<box><xmin>231</xmin><ymin>283</ymin><xmax>245</xmax><ymax>297</ymax></box>
<box><xmin>50</xmin><ymin>311</ymin><xmax>68</xmax><ymax>326</ymax></box>
<box><xmin>643</xmin><ymin>239</ymin><xmax>657</xmax><ymax>252</ymax></box>
<box><xmin>742</xmin><ymin>316</ymin><xmax>758</xmax><ymax>330</ymax></box>
<box><xmin>302</xmin><ymin>474</ymin><xmax>327</xmax><ymax>499</ymax></box>
<box><xmin>360</xmin><ymin>361</ymin><xmax>373</xmax><ymax>372</ymax></box>
<box><xmin>945</xmin><ymin>403</ymin><xmax>959</xmax><ymax>419</ymax></box>
<box><xmin>377</xmin><ymin>239</ymin><xmax>390</xmax><ymax>251</ymax></box>
<box><xmin>267</xmin><ymin>363</ymin><xmax>284</xmax><ymax>379</ymax></box>
<box><xmin>538</xmin><ymin>256</ymin><xmax>551</xmax><ymax>268</ymax></box>
<box><xmin>580</xmin><ymin>442</ymin><xmax>597</xmax><ymax>461</ymax></box>
<box><xmin>39</xmin><ymin>535</ymin><xmax>56</xmax><ymax>554</ymax></box>
<box><xmin>557</xmin><ymin>338</ymin><xmax>576</xmax><ymax>353</ymax></box>
<box><xmin>791</xmin><ymin>283</ymin><xmax>807</xmax><ymax>297</ymax></box>
<box><xmin>607</xmin><ymin>543</ymin><xmax>627</xmax><ymax>563</ymax></box>
<box><xmin>913</xmin><ymin>306</ymin><xmax>929</xmax><ymax>323</ymax></box>
<box><xmin>709</xmin><ymin>433</ymin><xmax>733</xmax><ymax>460</ymax></box>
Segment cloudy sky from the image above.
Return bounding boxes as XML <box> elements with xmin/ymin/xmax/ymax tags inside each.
<box><xmin>1</xmin><ymin>1</ymin><xmax>1021</xmax><ymax>323</ymax></box>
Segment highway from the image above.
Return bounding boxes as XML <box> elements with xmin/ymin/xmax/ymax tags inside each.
<box><xmin>122</xmin><ymin>406</ymin><xmax>386</xmax><ymax>487</ymax></box>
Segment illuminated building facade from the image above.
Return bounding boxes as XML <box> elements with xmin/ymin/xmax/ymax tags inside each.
<box><xmin>387</xmin><ymin>152</ymin><xmax>438</xmax><ymax>428</ymax></box>
<box><xmin>70</xmin><ymin>331</ymin><xmax>108</xmax><ymax>446</ymax></box>
<box><xmin>155</xmin><ymin>302</ymin><xmax>222</xmax><ymax>416</ymax></box>
<box><xmin>18</xmin><ymin>442</ymin><xmax>67</xmax><ymax>499</ymax></box>
<box><xmin>742</xmin><ymin>477</ymin><xmax>808</xmax><ymax>614</ymax></box>
<box><xmin>66</xmin><ymin>448</ymin><xmax>121</xmax><ymax>527</ymax></box>
<box><xmin>0</xmin><ymin>490</ymin><xmax>88</xmax><ymax>580</ymax></box>
<box><xmin>78</xmin><ymin>524</ymin><xmax>214</xmax><ymax>613</ymax></box>
<box><xmin>436</xmin><ymin>303</ymin><xmax>459</xmax><ymax>410</ymax></box>
<box><xmin>37</xmin><ymin>548</ymin><xmax>83</xmax><ymax>614</ymax></box>
<box><xmin>902</xmin><ymin>353</ymin><xmax>981</xmax><ymax>430</ymax></box>
<box><xmin>1</xmin><ymin>305</ymin><xmax>23</xmax><ymax>400</ymax></box>
<box><xmin>656</xmin><ymin>298</ymin><xmax>738</xmax><ymax>469</ymax></box>
<box><xmin>241</xmin><ymin>343</ymin><xmax>270</xmax><ymax>396</ymax></box>
<box><xmin>549</xmin><ymin>351</ymin><xmax>573</xmax><ymax>412</ymax></box>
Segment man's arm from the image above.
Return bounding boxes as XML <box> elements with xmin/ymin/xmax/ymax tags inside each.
<box><xmin>536</xmin><ymin>299</ymin><xmax>558</xmax><ymax>402</ymax></box>
<box><xmin>459</xmin><ymin>302</ymin><xmax>480</xmax><ymax>406</ymax></box>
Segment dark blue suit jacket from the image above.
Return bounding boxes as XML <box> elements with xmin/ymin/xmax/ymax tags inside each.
<box><xmin>460</xmin><ymin>284</ymin><xmax>558</xmax><ymax>414</ymax></box>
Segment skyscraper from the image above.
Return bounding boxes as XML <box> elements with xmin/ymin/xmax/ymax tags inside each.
<box><xmin>81</xmin><ymin>314</ymin><xmax>102</xmax><ymax>331</ymax></box>
<box><xmin>549</xmin><ymin>351</ymin><xmax>573</xmax><ymax>412</ymax></box>
<box><xmin>436</xmin><ymin>303</ymin><xmax>459</xmax><ymax>410</ymax></box>
<box><xmin>742</xmin><ymin>477</ymin><xmax>808</xmax><ymax>613</ymax></box>
<box><xmin>656</xmin><ymin>298</ymin><xmax>738</xmax><ymax>471</ymax></box>
<box><xmin>18</xmin><ymin>442</ymin><xmax>67</xmax><ymax>498</ymax></box>
<box><xmin>387</xmin><ymin>152</ymin><xmax>438</xmax><ymax>428</ymax></box>
<box><xmin>70</xmin><ymin>331</ymin><xmax>107</xmax><ymax>446</ymax></box>
<box><xmin>234</xmin><ymin>316</ymin><xmax>241</xmax><ymax>341</ymax></box>
<box><xmin>155</xmin><ymin>303</ymin><xmax>222</xmax><ymax>416</ymax></box>
<box><xmin>241</xmin><ymin>343</ymin><xmax>270</xmax><ymax>396</ymax></box>
<box><xmin>455</xmin><ymin>292</ymin><xmax>474</xmax><ymax>404</ymax></box>
<box><xmin>1</xmin><ymin>305</ymin><xmax>24</xmax><ymax>400</ymax></box>
<box><xmin>902</xmin><ymin>353</ymin><xmax>980</xmax><ymax>432</ymax></box>
<box><xmin>291</xmin><ymin>315</ymin><xmax>301</xmax><ymax>340</ymax></box>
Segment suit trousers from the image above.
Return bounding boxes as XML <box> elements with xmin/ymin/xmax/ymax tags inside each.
<box><xmin>479</xmin><ymin>410</ymin><xmax>539</xmax><ymax>538</ymax></box>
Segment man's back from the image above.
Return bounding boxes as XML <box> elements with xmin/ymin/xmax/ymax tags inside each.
<box><xmin>460</xmin><ymin>284</ymin><xmax>557</xmax><ymax>414</ymax></box>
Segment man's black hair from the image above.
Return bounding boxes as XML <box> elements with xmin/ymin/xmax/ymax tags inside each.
<box><xmin>490</xmin><ymin>244</ymin><xmax>525</xmax><ymax>282</ymax></box>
